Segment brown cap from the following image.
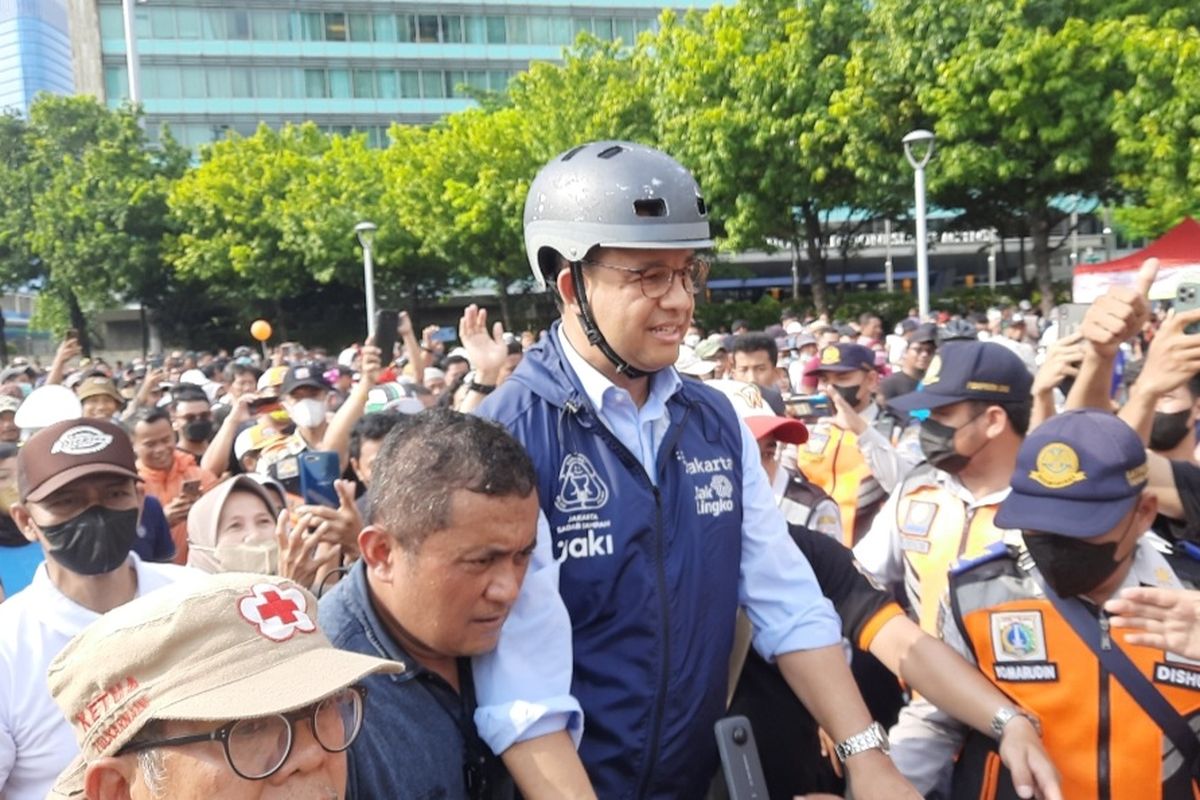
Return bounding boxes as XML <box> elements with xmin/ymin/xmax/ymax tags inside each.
<box><xmin>75</xmin><ymin>375</ymin><xmax>125</xmax><ymax>406</ymax></box>
<box><xmin>47</xmin><ymin>572</ymin><xmax>405</xmax><ymax>798</ymax></box>
<box><xmin>17</xmin><ymin>418</ymin><xmax>139</xmax><ymax>503</ymax></box>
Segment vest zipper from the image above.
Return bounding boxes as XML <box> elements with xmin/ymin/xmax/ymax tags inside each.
<box><xmin>957</xmin><ymin>506</ymin><xmax>977</xmax><ymax>559</ymax></box>
<box><xmin>634</xmin><ymin>486</ymin><xmax>670</xmax><ymax>800</ymax></box>
<box><xmin>1097</xmin><ymin>608</ymin><xmax>1111</xmax><ymax>800</ymax></box>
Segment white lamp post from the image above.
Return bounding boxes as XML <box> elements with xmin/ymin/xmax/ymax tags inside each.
<box><xmin>355</xmin><ymin>221</ymin><xmax>378</xmax><ymax>338</ymax></box>
<box><xmin>902</xmin><ymin>129</ymin><xmax>935</xmax><ymax>319</ymax></box>
<box><xmin>121</xmin><ymin>0</ymin><xmax>142</xmax><ymax>105</ymax></box>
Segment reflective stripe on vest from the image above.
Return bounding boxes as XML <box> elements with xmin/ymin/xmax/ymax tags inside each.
<box><xmin>896</xmin><ymin>482</ymin><xmax>1003</xmax><ymax>634</ymax></box>
<box><xmin>797</xmin><ymin>422</ymin><xmax>885</xmax><ymax>546</ymax></box>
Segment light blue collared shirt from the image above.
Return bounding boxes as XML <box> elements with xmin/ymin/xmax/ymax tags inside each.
<box><xmin>472</xmin><ymin>331</ymin><xmax>843</xmax><ymax>754</ymax></box>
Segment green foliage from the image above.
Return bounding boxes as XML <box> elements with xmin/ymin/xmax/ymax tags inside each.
<box><xmin>0</xmin><ymin>96</ymin><xmax>187</xmax><ymax>339</ymax></box>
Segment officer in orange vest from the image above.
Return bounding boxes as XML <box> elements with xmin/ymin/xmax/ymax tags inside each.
<box><xmin>890</xmin><ymin>410</ymin><xmax>1200</xmax><ymax>799</ymax></box>
<box><xmin>853</xmin><ymin>341</ymin><xmax>1032</xmax><ymax>634</ymax></box>
<box><xmin>800</xmin><ymin>343</ymin><xmax>915</xmax><ymax>545</ymax></box>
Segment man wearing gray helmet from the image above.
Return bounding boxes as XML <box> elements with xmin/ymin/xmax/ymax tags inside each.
<box><xmin>472</xmin><ymin>142</ymin><xmax>918</xmax><ymax>799</ymax></box>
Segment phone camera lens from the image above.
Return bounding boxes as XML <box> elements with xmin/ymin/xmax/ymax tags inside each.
<box><xmin>732</xmin><ymin>726</ymin><xmax>748</xmax><ymax>745</ymax></box>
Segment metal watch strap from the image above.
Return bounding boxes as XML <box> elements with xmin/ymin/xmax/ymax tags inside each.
<box><xmin>834</xmin><ymin>721</ymin><xmax>889</xmax><ymax>762</ymax></box>
<box><xmin>991</xmin><ymin>706</ymin><xmax>1041</xmax><ymax>738</ymax></box>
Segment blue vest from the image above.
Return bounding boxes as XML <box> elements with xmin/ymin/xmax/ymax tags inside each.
<box><xmin>479</xmin><ymin>325</ymin><xmax>745</xmax><ymax>799</ymax></box>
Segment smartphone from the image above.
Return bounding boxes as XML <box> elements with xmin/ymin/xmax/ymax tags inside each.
<box><xmin>373</xmin><ymin>309</ymin><xmax>400</xmax><ymax>367</ymax></box>
<box><xmin>1057</xmin><ymin>303</ymin><xmax>1090</xmax><ymax>340</ymax></box>
<box><xmin>298</xmin><ymin>450</ymin><xmax>340</xmax><ymax>508</ymax></box>
<box><xmin>431</xmin><ymin>325</ymin><xmax>457</xmax><ymax>343</ymax></box>
<box><xmin>1178</xmin><ymin>283</ymin><xmax>1200</xmax><ymax>334</ymax></box>
<box><xmin>149</xmin><ymin>356</ymin><xmax>164</xmax><ymax>370</ymax></box>
<box><xmin>66</xmin><ymin>328</ymin><xmax>79</xmax><ymax>341</ymax></box>
<box><xmin>714</xmin><ymin>716</ymin><xmax>768</xmax><ymax>800</ymax></box>
<box><xmin>181</xmin><ymin>479</ymin><xmax>202</xmax><ymax>498</ymax></box>
<box><xmin>247</xmin><ymin>395</ymin><xmax>282</xmax><ymax>415</ymax></box>
<box><xmin>786</xmin><ymin>393</ymin><xmax>833</xmax><ymax>421</ymax></box>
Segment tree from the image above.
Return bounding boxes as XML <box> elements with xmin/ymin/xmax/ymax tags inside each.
<box><xmin>0</xmin><ymin>96</ymin><xmax>188</xmax><ymax>348</ymax></box>
<box><xmin>1110</xmin><ymin>23</ymin><xmax>1200</xmax><ymax>237</ymax></box>
<box><xmin>647</xmin><ymin>0</ymin><xmax>872</xmax><ymax>314</ymax></box>
<box><xmin>922</xmin><ymin>18</ymin><xmax>1129</xmax><ymax>314</ymax></box>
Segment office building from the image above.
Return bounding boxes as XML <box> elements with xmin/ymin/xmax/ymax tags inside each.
<box><xmin>1</xmin><ymin>0</ymin><xmax>75</xmax><ymax>114</ymax></box>
<box><xmin>69</xmin><ymin>0</ymin><xmax>709</xmax><ymax>149</ymax></box>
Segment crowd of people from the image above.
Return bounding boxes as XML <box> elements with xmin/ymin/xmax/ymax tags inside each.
<box><xmin>2</xmin><ymin>140</ymin><xmax>1200</xmax><ymax>800</ymax></box>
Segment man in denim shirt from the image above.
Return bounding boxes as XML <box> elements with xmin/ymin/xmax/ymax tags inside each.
<box><xmin>319</xmin><ymin>409</ymin><xmax>540</xmax><ymax>800</ymax></box>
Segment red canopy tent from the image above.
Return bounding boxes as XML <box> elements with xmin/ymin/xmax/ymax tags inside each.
<box><xmin>1073</xmin><ymin>217</ymin><xmax>1200</xmax><ymax>302</ymax></box>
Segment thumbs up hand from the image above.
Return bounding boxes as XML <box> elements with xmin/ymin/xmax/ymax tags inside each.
<box><xmin>1080</xmin><ymin>258</ymin><xmax>1158</xmax><ymax>358</ymax></box>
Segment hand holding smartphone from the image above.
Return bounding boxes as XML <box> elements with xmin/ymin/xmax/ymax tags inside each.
<box><xmin>373</xmin><ymin>309</ymin><xmax>400</xmax><ymax>367</ymax></box>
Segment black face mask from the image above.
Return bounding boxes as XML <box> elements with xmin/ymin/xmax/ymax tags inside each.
<box><xmin>919</xmin><ymin>411</ymin><xmax>985</xmax><ymax>474</ymax></box>
<box><xmin>40</xmin><ymin>506</ymin><xmax>139</xmax><ymax>576</ymax></box>
<box><xmin>183</xmin><ymin>419</ymin><xmax>214</xmax><ymax>443</ymax></box>
<box><xmin>833</xmin><ymin>384</ymin><xmax>863</xmax><ymax>408</ymax></box>
<box><xmin>1149</xmin><ymin>409</ymin><xmax>1193</xmax><ymax>452</ymax></box>
<box><xmin>1024</xmin><ymin>529</ymin><xmax>1126</xmax><ymax>598</ymax></box>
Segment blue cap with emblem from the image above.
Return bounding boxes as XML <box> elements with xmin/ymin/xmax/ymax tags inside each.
<box><xmin>809</xmin><ymin>343</ymin><xmax>876</xmax><ymax>374</ymax></box>
<box><xmin>995</xmin><ymin>409</ymin><xmax>1148</xmax><ymax>539</ymax></box>
<box><xmin>888</xmin><ymin>340</ymin><xmax>1032</xmax><ymax>414</ymax></box>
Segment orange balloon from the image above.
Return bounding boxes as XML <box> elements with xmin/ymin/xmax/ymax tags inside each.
<box><xmin>250</xmin><ymin>320</ymin><xmax>272</xmax><ymax>341</ymax></box>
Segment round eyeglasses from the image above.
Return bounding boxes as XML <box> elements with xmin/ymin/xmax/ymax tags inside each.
<box><xmin>583</xmin><ymin>257</ymin><xmax>710</xmax><ymax>299</ymax></box>
<box><xmin>119</xmin><ymin>685</ymin><xmax>365</xmax><ymax>781</ymax></box>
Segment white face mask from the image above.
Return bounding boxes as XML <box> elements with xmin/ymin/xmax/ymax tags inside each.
<box><xmin>288</xmin><ymin>398</ymin><xmax>326</xmax><ymax>429</ymax></box>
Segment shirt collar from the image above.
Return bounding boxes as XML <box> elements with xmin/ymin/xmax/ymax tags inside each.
<box><xmin>556</xmin><ymin>326</ymin><xmax>682</xmax><ymax>413</ymax></box>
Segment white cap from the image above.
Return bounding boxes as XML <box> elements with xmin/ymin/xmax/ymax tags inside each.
<box><xmin>675</xmin><ymin>345</ymin><xmax>718</xmax><ymax>378</ymax></box>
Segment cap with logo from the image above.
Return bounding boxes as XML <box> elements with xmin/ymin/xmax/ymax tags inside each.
<box><xmin>888</xmin><ymin>340</ymin><xmax>1033</xmax><ymax>414</ymax></box>
<box><xmin>995</xmin><ymin>409</ymin><xmax>1148</xmax><ymax>539</ymax></box>
<box><xmin>282</xmin><ymin>365</ymin><xmax>329</xmax><ymax>396</ymax></box>
<box><xmin>18</xmin><ymin>418</ymin><xmax>139</xmax><ymax>503</ymax></box>
<box><xmin>809</xmin><ymin>343</ymin><xmax>876</xmax><ymax>374</ymax></box>
<box><xmin>233</xmin><ymin>423</ymin><xmax>286</xmax><ymax>462</ymax></box>
<box><xmin>707</xmin><ymin>379</ymin><xmax>808</xmax><ymax>444</ymax></box>
<box><xmin>46</xmin><ymin>572</ymin><xmax>404</xmax><ymax>798</ymax></box>
<box><xmin>256</xmin><ymin>365</ymin><xmax>290</xmax><ymax>394</ymax></box>
<box><xmin>364</xmin><ymin>382</ymin><xmax>424</xmax><ymax>415</ymax></box>
<box><xmin>0</xmin><ymin>395</ymin><xmax>20</xmax><ymax>415</ymax></box>
<box><xmin>75</xmin><ymin>375</ymin><xmax>125</xmax><ymax>406</ymax></box>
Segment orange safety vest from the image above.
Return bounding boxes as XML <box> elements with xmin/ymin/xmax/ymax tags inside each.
<box><xmin>950</xmin><ymin>546</ymin><xmax>1200</xmax><ymax>799</ymax></box>
<box><xmin>892</xmin><ymin>466</ymin><xmax>1007</xmax><ymax>635</ymax></box>
<box><xmin>796</xmin><ymin>421</ymin><xmax>886</xmax><ymax>546</ymax></box>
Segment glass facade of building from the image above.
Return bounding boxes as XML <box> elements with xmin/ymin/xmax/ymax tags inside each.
<box><xmin>0</xmin><ymin>0</ymin><xmax>74</xmax><ymax>114</ymax></box>
<box><xmin>85</xmin><ymin>0</ymin><xmax>704</xmax><ymax>149</ymax></box>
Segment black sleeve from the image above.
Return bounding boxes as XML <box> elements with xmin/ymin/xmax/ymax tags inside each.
<box><xmin>1170</xmin><ymin>460</ymin><xmax>1200</xmax><ymax>536</ymax></box>
<box><xmin>789</xmin><ymin>523</ymin><xmax>896</xmax><ymax>645</ymax></box>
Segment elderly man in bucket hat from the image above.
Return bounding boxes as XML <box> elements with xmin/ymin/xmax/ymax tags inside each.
<box><xmin>45</xmin><ymin>572</ymin><xmax>402</xmax><ymax>799</ymax></box>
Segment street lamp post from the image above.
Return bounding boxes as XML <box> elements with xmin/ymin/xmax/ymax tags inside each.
<box><xmin>355</xmin><ymin>221</ymin><xmax>378</xmax><ymax>338</ymax></box>
<box><xmin>903</xmin><ymin>129</ymin><xmax>935</xmax><ymax>319</ymax></box>
<box><xmin>884</xmin><ymin>219</ymin><xmax>894</xmax><ymax>292</ymax></box>
<box><xmin>121</xmin><ymin>0</ymin><xmax>142</xmax><ymax>105</ymax></box>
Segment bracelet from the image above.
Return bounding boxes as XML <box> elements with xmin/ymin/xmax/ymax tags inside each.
<box><xmin>467</xmin><ymin>381</ymin><xmax>496</xmax><ymax>395</ymax></box>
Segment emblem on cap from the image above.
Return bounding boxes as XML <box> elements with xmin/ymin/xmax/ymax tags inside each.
<box><xmin>1029</xmin><ymin>442</ymin><xmax>1087</xmax><ymax>489</ymax></box>
<box><xmin>922</xmin><ymin>356</ymin><xmax>942</xmax><ymax>386</ymax></box>
<box><xmin>51</xmin><ymin>426</ymin><xmax>113</xmax><ymax>456</ymax></box>
<box><xmin>238</xmin><ymin>583</ymin><xmax>316</xmax><ymax>642</ymax></box>
<box><xmin>295</xmin><ymin>367</ymin><xmax>310</xmax><ymax>379</ymax></box>
<box><xmin>737</xmin><ymin>384</ymin><xmax>764</xmax><ymax>408</ymax></box>
<box><xmin>820</xmin><ymin>346</ymin><xmax>839</xmax><ymax>365</ymax></box>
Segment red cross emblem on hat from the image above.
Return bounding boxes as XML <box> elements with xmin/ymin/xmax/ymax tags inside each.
<box><xmin>238</xmin><ymin>583</ymin><xmax>316</xmax><ymax>642</ymax></box>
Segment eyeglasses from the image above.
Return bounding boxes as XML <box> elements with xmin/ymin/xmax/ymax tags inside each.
<box><xmin>583</xmin><ymin>257</ymin><xmax>709</xmax><ymax>299</ymax></box>
<box><xmin>119</xmin><ymin>685</ymin><xmax>365</xmax><ymax>781</ymax></box>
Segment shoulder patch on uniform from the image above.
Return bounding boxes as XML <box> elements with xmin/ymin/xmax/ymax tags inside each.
<box><xmin>950</xmin><ymin>542</ymin><xmax>1013</xmax><ymax>576</ymax></box>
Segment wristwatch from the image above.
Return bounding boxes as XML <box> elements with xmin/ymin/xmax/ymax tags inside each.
<box><xmin>834</xmin><ymin>721</ymin><xmax>890</xmax><ymax>762</ymax></box>
<box><xmin>990</xmin><ymin>706</ymin><xmax>1042</xmax><ymax>738</ymax></box>
<box><xmin>466</xmin><ymin>380</ymin><xmax>496</xmax><ymax>395</ymax></box>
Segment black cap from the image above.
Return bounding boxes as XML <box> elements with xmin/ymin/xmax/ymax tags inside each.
<box><xmin>282</xmin><ymin>365</ymin><xmax>329</xmax><ymax>396</ymax></box>
<box><xmin>889</xmin><ymin>341</ymin><xmax>1032</xmax><ymax>413</ymax></box>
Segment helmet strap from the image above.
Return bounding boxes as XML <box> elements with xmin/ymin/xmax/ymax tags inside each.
<box><xmin>569</xmin><ymin>260</ymin><xmax>649</xmax><ymax>380</ymax></box>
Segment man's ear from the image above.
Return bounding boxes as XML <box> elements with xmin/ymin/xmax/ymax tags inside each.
<box><xmin>359</xmin><ymin>526</ymin><xmax>398</xmax><ymax>582</ymax></box>
<box><xmin>555</xmin><ymin>264</ymin><xmax>579</xmax><ymax>312</ymax></box>
<box><xmin>85</xmin><ymin>756</ymin><xmax>137</xmax><ymax>800</ymax></box>
<box><xmin>10</xmin><ymin>503</ymin><xmax>38</xmax><ymax>544</ymax></box>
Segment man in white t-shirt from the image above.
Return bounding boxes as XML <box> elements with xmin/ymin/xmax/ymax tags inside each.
<box><xmin>0</xmin><ymin>417</ymin><xmax>194</xmax><ymax>800</ymax></box>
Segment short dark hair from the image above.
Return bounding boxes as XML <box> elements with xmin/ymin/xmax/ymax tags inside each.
<box><xmin>169</xmin><ymin>385</ymin><xmax>209</xmax><ymax>411</ymax></box>
<box><xmin>366</xmin><ymin>409</ymin><xmax>537</xmax><ymax>549</ymax></box>
<box><xmin>134</xmin><ymin>406</ymin><xmax>171</xmax><ymax>427</ymax></box>
<box><xmin>969</xmin><ymin>399</ymin><xmax>1032</xmax><ymax>437</ymax></box>
<box><xmin>349</xmin><ymin>411</ymin><xmax>403</xmax><ymax>461</ymax></box>
<box><xmin>224</xmin><ymin>363</ymin><xmax>261</xmax><ymax>383</ymax></box>
<box><xmin>731</xmin><ymin>332</ymin><xmax>777</xmax><ymax>365</ymax></box>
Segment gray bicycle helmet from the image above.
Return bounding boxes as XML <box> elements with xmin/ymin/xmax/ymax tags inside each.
<box><xmin>523</xmin><ymin>141</ymin><xmax>714</xmax><ymax>290</ymax></box>
<box><xmin>940</xmin><ymin>318</ymin><xmax>978</xmax><ymax>342</ymax></box>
